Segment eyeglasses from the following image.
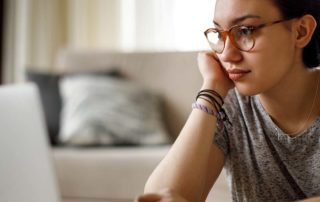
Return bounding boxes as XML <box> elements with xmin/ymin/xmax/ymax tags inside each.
<box><xmin>204</xmin><ymin>19</ymin><xmax>291</xmax><ymax>54</ymax></box>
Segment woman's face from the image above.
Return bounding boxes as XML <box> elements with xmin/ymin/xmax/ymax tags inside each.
<box><xmin>214</xmin><ymin>0</ymin><xmax>299</xmax><ymax>96</ymax></box>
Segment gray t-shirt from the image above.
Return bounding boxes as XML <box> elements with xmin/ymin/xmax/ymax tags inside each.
<box><xmin>214</xmin><ymin>89</ymin><xmax>320</xmax><ymax>202</ymax></box>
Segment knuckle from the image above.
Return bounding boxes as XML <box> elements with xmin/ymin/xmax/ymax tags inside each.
<box><xmin>198</xmin><ymin>51</ymin><xmax>209</xmax><ymax>59</ymax></box>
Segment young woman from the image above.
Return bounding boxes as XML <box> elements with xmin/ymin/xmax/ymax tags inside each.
<box><xmin>136</xmin><ymin>0</ymin><xmax>320</xmax><ymax>201</ymax></box>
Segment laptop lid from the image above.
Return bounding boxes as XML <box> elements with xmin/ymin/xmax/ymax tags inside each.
<box><xmin>0</xmin><ymin>83</ymin><xmax>61</xmax><ymax>202</ymax></box>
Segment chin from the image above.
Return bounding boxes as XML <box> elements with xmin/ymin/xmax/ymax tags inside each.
<box><xmin>235</xmin><ymin>83</ymin><xmax>261</xmax><ymax>96</ymax></box>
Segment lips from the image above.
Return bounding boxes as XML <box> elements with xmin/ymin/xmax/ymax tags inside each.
<box><xmin>226</xmin><ymin>69</ymin><xmax>251</xmax><ymax>81</ymax></box>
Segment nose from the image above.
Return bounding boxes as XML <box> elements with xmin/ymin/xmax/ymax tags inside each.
<box><xmin>218</xmin><ymin>37</ymin><xmax>243</xmax><ymax>63</ymax></box>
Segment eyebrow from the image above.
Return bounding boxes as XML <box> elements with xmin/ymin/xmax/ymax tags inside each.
<box><xmin>213</xmin><ymin>14</ymin><xmax>261</xmax><ymax>28</ymax></box>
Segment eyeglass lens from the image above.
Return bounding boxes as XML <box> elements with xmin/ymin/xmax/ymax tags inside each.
<box><xmin>206</xmin><ymin>26</ymin><xmax>255</xmax><ymax>53</ymax></box>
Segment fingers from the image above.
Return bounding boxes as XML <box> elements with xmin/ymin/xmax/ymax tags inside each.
<box><xmin>201</xmin><ymin>51</ymin><xmax>220</xmax><ymax>62</ymax></box>
<box><xmin>135</xmin><ymin>189</ymin><xmax>189</xmax><ymax>202</ymax></box>
<box><xmin>135</xmin><ymin>193</ymin><xmax>162</xmax><ymax>202</ymax></box>
<box><xmin>197</xmin><ymin>52</ymin><xmax>224</xmax><ymax>77</ymax></box>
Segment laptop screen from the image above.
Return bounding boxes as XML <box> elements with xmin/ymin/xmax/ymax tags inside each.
<box><xmin>0</xmin><ymin>83</ymin><xmax>61</xmax><ymax>202</ymax></box>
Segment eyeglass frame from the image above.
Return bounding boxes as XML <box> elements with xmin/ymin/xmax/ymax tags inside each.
<box><xmin>204</xmin><ymin>18</ymin><xmax>293</xmax><ymax>54</ymax></box>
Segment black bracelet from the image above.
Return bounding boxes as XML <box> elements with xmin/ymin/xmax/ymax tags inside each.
<box><xmin>198</xmin><ymin>89</ymin><xmax>224</xmax><ymax>106</ymax></box>
<box><xmin>197</xmin><ymin>96</ymin><xmax>215</xmax><ymax>108</ymax></box>
<box><xmin>197</xmin><ymin>93</ymin><xmax>221</xmax><ymax>112</ymax></box>
<box><xmin>196</xmin><ymin>90</ymin><xmax>223</xmax><ymax>110</ymax></box>
<box><xmin>195</xmin><ymin>89</ymin><xmax>232</xmax><ymax>127</ymax></box>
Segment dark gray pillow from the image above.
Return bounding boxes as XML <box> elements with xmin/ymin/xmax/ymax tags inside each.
<box><xmin>26</xmin><ymin>71</ymin><xmax>62</xmax><ymax>145</ymax></box>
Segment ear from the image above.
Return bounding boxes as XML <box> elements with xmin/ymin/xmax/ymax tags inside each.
<box><xmin>294</xmin><ymin>14</ymin><xmax>317</xmax><ymax>48</ymax></box>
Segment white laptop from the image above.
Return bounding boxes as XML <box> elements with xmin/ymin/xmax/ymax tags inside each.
<box><xmin>0</xmin><ymin>83</ymin><xmax>61</xmax><ymax>202</ymax></box>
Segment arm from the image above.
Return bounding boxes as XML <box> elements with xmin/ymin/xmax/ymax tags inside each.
<box><xmin>144</xmin><ymin>101</ymin><xmax>226</xmax><ymax>201</ymax></box>
<box><xmin>142</xmin><ymin>52</ymin><xmax>234</xmax><ymax>202</ymax></box>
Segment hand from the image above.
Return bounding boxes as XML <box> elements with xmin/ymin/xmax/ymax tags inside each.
<box><xmin>295</xmin><ymin>196</ymin><xmax>320</xmax><ymax>202</ymax></box>
<box><xmin>197</xmin><ymin>51</ymin><xmax>234</xmax><ymax>97</ymax></box>
<box><xmin>135</xmin><ymin>188</ymin><xmax>189</xmax><ymax>202</ymax></box>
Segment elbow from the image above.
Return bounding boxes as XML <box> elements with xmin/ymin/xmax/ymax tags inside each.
<box><xmin>143</xmin><ymin>177</ymin><xmax>202</xmax><ymax>202</ymax></box>
<box><xmin>143</xmin><ymin>174</ymin><xmax>161</xmax><ymax>193</ymax></box>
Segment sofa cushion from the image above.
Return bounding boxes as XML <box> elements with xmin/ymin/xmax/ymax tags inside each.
<box><xmin>59</xmin><ymin>74</ymin><xmax>170</xmax><ymax>146</ymax></box>
<box><xmin>53</xmin><ymin>146</ymin><xmax>170</xmax><ymax>200</ymax></box>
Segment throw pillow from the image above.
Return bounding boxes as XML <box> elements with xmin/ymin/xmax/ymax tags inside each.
<box><xmin>26</xmin><ymin>71</ymin><xmax>62</xmax><ymax>145</ymax></box>
<box><xmin>26</xmin><ymin>69</ymin><xmax>124</xmax><ymax>146</ymax></box>
<box><xmin>59</xmin><ymin>74</ymin><xmax>170</xmax><ymax>146</ymax></box>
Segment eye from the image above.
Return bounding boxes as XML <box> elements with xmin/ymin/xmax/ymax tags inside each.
<box><xmin>237</xmin><ymin>26</ymin><xmax>255</xmax><ymax>37</ymax></box>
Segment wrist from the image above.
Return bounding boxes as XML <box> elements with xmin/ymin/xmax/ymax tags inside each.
<box><xmin>194</xmin><ymin>88</ymin><xmax>232</xmax><ymax>128</ymax></box>
<box><xmin>201</xmin><ymin>80</ymin><xmax>229</xmax><ymax>99</ymax></box>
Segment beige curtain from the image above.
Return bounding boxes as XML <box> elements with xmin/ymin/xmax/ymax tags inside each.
<box><xmin>3</xmin><ymin>0</ymin><xmax>121</xmax><ymax>83</ymax></box>
<box><xmin>2</xmin><ymin>0</ymin><xmax>213</xmax><ymax>83</ymax></box>
<box><xmin>27</xmin><ymin>0</ymin><xmax>68</xmax><ymax>72</ymax></box>
<box><xmin>3</xmin><ymin>0</ymin><xmax>67</xmax><ymax>82</ymax></box>
<box><xmin>67</xmin><ymin>0</ymin><xmax>121</xmax><ymax>50</ymax></box>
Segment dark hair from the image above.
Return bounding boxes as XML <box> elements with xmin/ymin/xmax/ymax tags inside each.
<box><xmin>272</xmin><ymin>0</ymin><xmax>320</xmax><ymax>68</ymax></box>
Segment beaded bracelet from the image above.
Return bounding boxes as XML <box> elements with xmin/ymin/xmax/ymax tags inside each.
<box><xmin>191</xmin><ymin>102</ymin><xmax>220</xmax><ymax>118</ymax></box>
<box><xmin>194</xmin><ymin>89</ymin><xmax>232</xmax><ymax>127</ymax></box>
<box><xmin>197</xmin><ymin>94</ymin><xmax>221</xmax><ymax>112</ymax></box>
<box><xmin>192</xmin><ymin>102</ymin><xmax>225</xmax><ymax>129</ymax></box>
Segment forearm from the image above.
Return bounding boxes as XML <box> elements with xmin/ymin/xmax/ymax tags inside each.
<box><xmin>144</xmin><ymin>85</ymin><xmax>222</xmax><ymax>201</ymax></box>
<box><xmin>144</xmin><ymin>109</ymin><xmax>217</xmax><ymax>201</ymax></box>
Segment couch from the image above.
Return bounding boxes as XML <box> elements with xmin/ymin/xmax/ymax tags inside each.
<box><xmin>29</xmin><ymin>50</ymin><xmax>232</xmax><ymax>202</ymax></box>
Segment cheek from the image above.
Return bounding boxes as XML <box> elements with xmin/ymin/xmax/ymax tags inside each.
<box><xmin>236</xmin><ymin>40</ymin><xmax>295</xmax><ymax>95</ymax></box>
<box><xmin>253</xmin><ymin>31</ymin><xmax>296</xmax><ymax>68</ymax></box>
<box><xmin>249</xmin><ymin>33</ymin><xmax>296</xmax><ymax>77</ymax></box>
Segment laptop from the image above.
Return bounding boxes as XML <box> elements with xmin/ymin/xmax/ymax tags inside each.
<box><xmin>0</xmin><ymin>83</ymin><xmax>61</xmax><ymax>202</ymax></box>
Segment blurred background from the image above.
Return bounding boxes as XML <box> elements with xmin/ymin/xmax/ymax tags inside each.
<box><xmin>0</xmin><ymin>2</ymin><xmax>234</xmax><ymax>202</ymax></box>
<box><xmin>1</xmin><ymin>0</ymin><xmax>215</xmax><ymax>83</ymax></box>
